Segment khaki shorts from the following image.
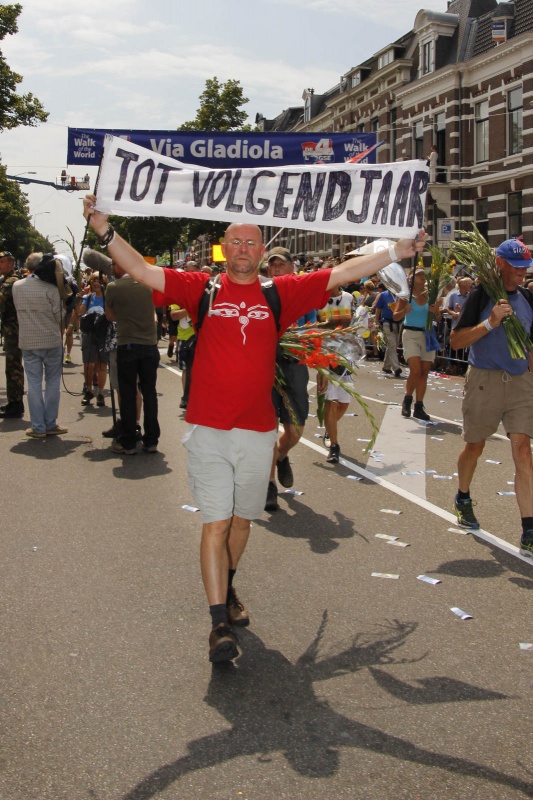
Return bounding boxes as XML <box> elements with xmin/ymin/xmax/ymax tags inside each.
<box><xmin>402</xmin><ymin>328</ymin><xmax>435</xmax><ymax>363</ymax></box>
<box><xmin>462</xmin><ymin>366</ymin><xmax>533</xmax><ymax>442</ymax></box>
<box><xmin>183</xmin><ymin>424</ymin><xmax>278</xmax><ymax>523</ymax></box>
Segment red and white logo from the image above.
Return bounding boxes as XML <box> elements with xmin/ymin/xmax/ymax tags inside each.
<box><xmin>301</xmin><ymin>138</ymin><xmax>334</xmax><ymax>162</ymax></box>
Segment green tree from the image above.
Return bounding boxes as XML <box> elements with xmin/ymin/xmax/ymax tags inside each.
<box><xmin>0</xmin><ymin>162</ymin><xmax>52</xmax><ymax>260</ymax></box>
<box><xmin>111</xmin><ymin>78</ymin><xmax>252</xmax><ymax>258</ymax></box>
<box><xmin>85</xmin><ymin>216</ymin><xmax>189</xmax><ymax>266</ymax></box>
<box><xmin>179</xmin><ymin>77</ymin><xmax>250</xmax><ymax>132</ymax></box>
<box><xmin>0</xmin><ymin>4</ymin><xmax>48</xmax><ymax>131</ymax></box>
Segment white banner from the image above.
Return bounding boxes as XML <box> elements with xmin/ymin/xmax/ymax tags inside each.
<box><xmin>94</xmin><ymin>135</ymin><xmax>429</xmax><ymax>238</ymax></box>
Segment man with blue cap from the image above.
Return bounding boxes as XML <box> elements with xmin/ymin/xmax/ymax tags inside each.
<box><xmin>450</xmin><ymin>237</ymin><xmax>533</xmax><ymax>557</ymax></box>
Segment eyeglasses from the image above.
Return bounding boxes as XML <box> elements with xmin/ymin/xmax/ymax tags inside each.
<box><xmin>228</xmin><ymin>239</ymin><xmax>261</xmax><ymax>248</ymax></box>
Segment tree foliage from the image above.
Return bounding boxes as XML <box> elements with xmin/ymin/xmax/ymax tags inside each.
<box><xmin>178</xmin><ymin>77</ymin><xmax>250</xmax><ymax>132</ymax></box>
<box><xmin>0</xmin><ymin>4</ymin><xmax>48</xmax><ymax>131</ymax></box>
<box><xmin>173</xmin><ymin>77</ymin><xmax>252</xmax><ymax>249</ymax></box>
<box><xmin>0</xmin><ymin>162</ymin><xmax>53</xmax><ymax>260</ymax></box>
<box><xmin>85</xmin><ymin>216</ymin><xmax>190</xmax><ymax>266</ymax></box>
<box><xmin>110</xmin><ymin>78</ymin><xmax>251</xmax><ymax>258</ymax></box>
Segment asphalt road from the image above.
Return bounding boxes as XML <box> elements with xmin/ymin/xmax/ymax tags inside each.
<box><xmin>1</xmin><ymin>342</ymin><xmax>532</xmax><ymax>800</ymax></box>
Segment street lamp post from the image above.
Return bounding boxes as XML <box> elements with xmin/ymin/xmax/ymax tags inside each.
<box><xmin>31</xmin><ymin>212</ymin><xmax>50</xmax><ymax>231</ymax></box>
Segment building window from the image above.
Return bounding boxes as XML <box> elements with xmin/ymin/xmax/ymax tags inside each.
<box><xmin>475</xmin><ymin>100</ymin><xmax>489</xmax><ymax>163</ymax></box>
<box><xmin>476</xmin><ymin>198</ymin><xmax>489</xmax><ymax>241</ymax></box>
<box><xmin>304</xmin><ymin>96</ymin><xmax>311</xmax><ymax>123</ymax></box>
<box><xmin>378</xmin><ymin>49</ymin><xmax>394</xmax><ymax>69</ymax></box>
<box><xmin>371</xmin><ymin>117</ymin><xmax>379</xmax><ymax>133</ymax></box>
<box><xmin>435</xmin><ymin>112</ymin><xmax>446</xmax><ymax>182</ymax></box>
<box><xmin>508</xmin><ymin>192</ymin><xmax>522</xmax><ymax>238</ymax></box>
<box><xmin>413</xmin><ymin>120</ymin><xmax>424</xmax><ymax>159</ymax></box>
<box><xmin>351</xmin><ymin>72</ymin><xmax>361</xmax><ymax>88</ymax></box>
<box><xmin>390</xmin><ymin>107</ymin><xmax>397</xmax><ymax>162</ymax></box>
<box><xmin>422</xmin><ymin>40</ymin><xmax>433</xmax><ymax>74</ymax></box>
<box><xmin>508</xmin><ymin>86</ymin><xmax>523</xmax><ymax>155</ymax></box>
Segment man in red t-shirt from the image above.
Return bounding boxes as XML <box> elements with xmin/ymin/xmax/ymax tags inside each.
<box><xmin>83</xmin><ymin>193</ymin><xmax>425</xmax><ymax>663</ymax></box>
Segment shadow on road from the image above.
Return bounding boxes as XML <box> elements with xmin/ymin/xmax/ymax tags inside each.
<box><xmin>120</xmin><ymin>614</ymin><xmax>532</xmax><ymax>800</ymax></box>
<box><xmin>431</xmin><ymin>542</ymin><xmax>533</xmax><ymax>591</ymax></box>
<box><xmin>257</xmin><ymin>493</ymin><xmax>360</xmax><ymax>553</ymax></box>
<box><xmin>81</xmin><ymin>446</ymin><xmax>173</xmax><ymax>479</ymax></box>
<box><xmin>9</xmin><ymin>436</ymin><xmax>94</xmax><ymax>459</ymax></box>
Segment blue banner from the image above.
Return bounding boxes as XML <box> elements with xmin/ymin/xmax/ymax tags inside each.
<box><xmin>67</xmin><ymin>128</ymin><xmax>379</xmax><ymax>169</ymax></box>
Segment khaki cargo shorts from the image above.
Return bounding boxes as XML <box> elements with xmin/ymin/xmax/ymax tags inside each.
<box><xmin>462</xmin><ymin>366</ymin><xmax>533</xmax><ymax>442</ymax></box>
<box><xmin>402</xmin><ymin>328</ymin><xmax>435</xmax><ymax>363</ymax></box>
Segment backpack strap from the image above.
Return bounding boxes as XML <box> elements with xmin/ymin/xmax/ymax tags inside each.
<box><xmin>195</xmin><ymin>277</ymin><xmax>216</xmax><ymax>334</ymax></box>
<box><xmin>258</xmin><ymin>275</ymin><xmax>281</xmax><ymax>332</ymax></box>
<box><xmin>518</xmin><ymin>285</ymin><xmax>533</xmax><ymax>314</ymax></box>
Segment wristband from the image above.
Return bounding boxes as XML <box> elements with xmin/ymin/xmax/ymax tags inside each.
<box><xmin>98</xmin><ymin>225</ymin><xmax>115</xmax><ymax>248</ymax></box>
<box><xmin>484</xmin><ymin>318</ymin><xmax>493</xmax><ymax>332</ymax></box>
<box><xmin>388</xmin><ymin>244</ymin><xmax>398</xmax><ymax>262</ymax></box>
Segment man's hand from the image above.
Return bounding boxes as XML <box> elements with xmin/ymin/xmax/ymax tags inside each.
<box><xmin>327</xmin><ymin>229</ymin><xmax>428</xmax><ymax>292</ymax></box>
<box><xmin>83</xmin><ymin>194</ymin><xmax>109</xmax><ymax>237</ymax></box>
<box><xmin>395</xmin><ymin>230</ymin><xmax>428</xmax><ymax>260</ymax></box>
<box><xmin>488</xmin><ymin>298</ymin><xmax>513</xmax><ymax>328</ymax></box>
<box><xmin>82</xmin><ymin>193</ymin><xmax>165</xmax><ymax>293</ymax></box>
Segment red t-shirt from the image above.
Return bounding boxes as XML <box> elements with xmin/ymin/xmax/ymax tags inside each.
<box><xmin>153</xmin><ymin>269</ymin><xmax>331</xmax><ymax>431</ymax></box>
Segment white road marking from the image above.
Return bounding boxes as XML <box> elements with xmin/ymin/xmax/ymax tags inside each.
<box><xmin>365</xmin><ymin>404</ymin><xmax>427</xmax><ymax>498</ymax></box>
<box><xmin>300</xmin><ymin>433</ymin><xmax>532</xmax><ymax>564</ymax></box>
<box><xmin>159</xmin><ymin>353</ymin><xmax>529</xmax><ymax>563</ymax></box>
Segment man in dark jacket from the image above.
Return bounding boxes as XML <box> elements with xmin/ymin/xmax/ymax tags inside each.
<box><xmin>0</xmin><ymin>251</ymin><xmax>24</xmax><ymax>418</ymax></box>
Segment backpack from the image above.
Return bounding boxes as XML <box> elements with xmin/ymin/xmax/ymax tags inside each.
<box><xmin>33</xmin><ymin>253</ymin><xmax>73</xmax><ymax>302</ymax></box>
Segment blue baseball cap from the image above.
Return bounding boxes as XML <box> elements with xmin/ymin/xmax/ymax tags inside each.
<box><xmin>495</xmin><ymin>238</ymin><xmax>533</xmax><ymax>268</ymax></box>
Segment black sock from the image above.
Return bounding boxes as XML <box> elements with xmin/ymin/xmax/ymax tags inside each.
<box><xmin>457</xmin><ymin>490</ymin><xmax>470</xmax><ymax>502</ymax></box>
<box><xmin>226</xmin><ymin>569</ymin><xmax>236</xmax><ymax>604</ymax></box>
<box><xmin>209</xmin><ymin>604</ymin><xmax>227</xmax><ymax>628</ymax></box>
<box><xmin>521</xmin><ymin>517</ymin><xmax>533</xmax><ymax>534</ymax></box>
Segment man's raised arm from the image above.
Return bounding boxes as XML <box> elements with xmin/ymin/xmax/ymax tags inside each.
<box><xmin>83</xmin><ymin>194</ymin><xmax>166</xmax><ymax>294</ymax></box>
<box><xmin>327</xmin><ymin>232</ymin><xmax>427</xmax><ymax>291</ymax></box>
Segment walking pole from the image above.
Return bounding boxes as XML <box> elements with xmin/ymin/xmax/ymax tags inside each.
<box><xmin>265</xmin><ymin>228</ymin><xmax>286</xmax><ymax>249</ymax></box>
<box><xmin>110</xmin><ymin>377</ymin><xmax>118</xmax><ymax>426</ymax></box>
<box><xmin>74</xmin><ymin>149</ymin><xmax>105</xmax><ymax>288</ymax></box>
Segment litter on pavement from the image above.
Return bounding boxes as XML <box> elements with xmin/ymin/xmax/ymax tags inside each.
<box><xmin>371</xmin><ymin>572</ymin><xmax>400</xmax><ymax>579</ymax></box>
<box><xmin>450</xmin><ymin>607</ymin><xmax>473</xmax><ymax>620</ymax></box>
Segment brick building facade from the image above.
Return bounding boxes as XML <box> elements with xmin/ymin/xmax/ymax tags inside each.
<box><xmin>256</xmin><ymin>0</ymin><xmax>533</xmax><ymax>262</ymax></box>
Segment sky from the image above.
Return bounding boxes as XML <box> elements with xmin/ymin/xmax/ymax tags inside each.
<box><xmin>0</xmin><ymin>0</ymin><xmax>444</xmax><ymax>256</ymax></box>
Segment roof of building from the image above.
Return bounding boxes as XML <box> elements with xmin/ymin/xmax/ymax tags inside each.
<box><xmin>259</xmin><ymin>0</ymin><xmax>532</xmax><ymax>131</ymax></box>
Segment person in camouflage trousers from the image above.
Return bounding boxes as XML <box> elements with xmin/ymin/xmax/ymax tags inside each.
<box><xmin>0</xmin><ymin>251</ymin><xmax>24</xmax><ymax>418</ymax></box>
